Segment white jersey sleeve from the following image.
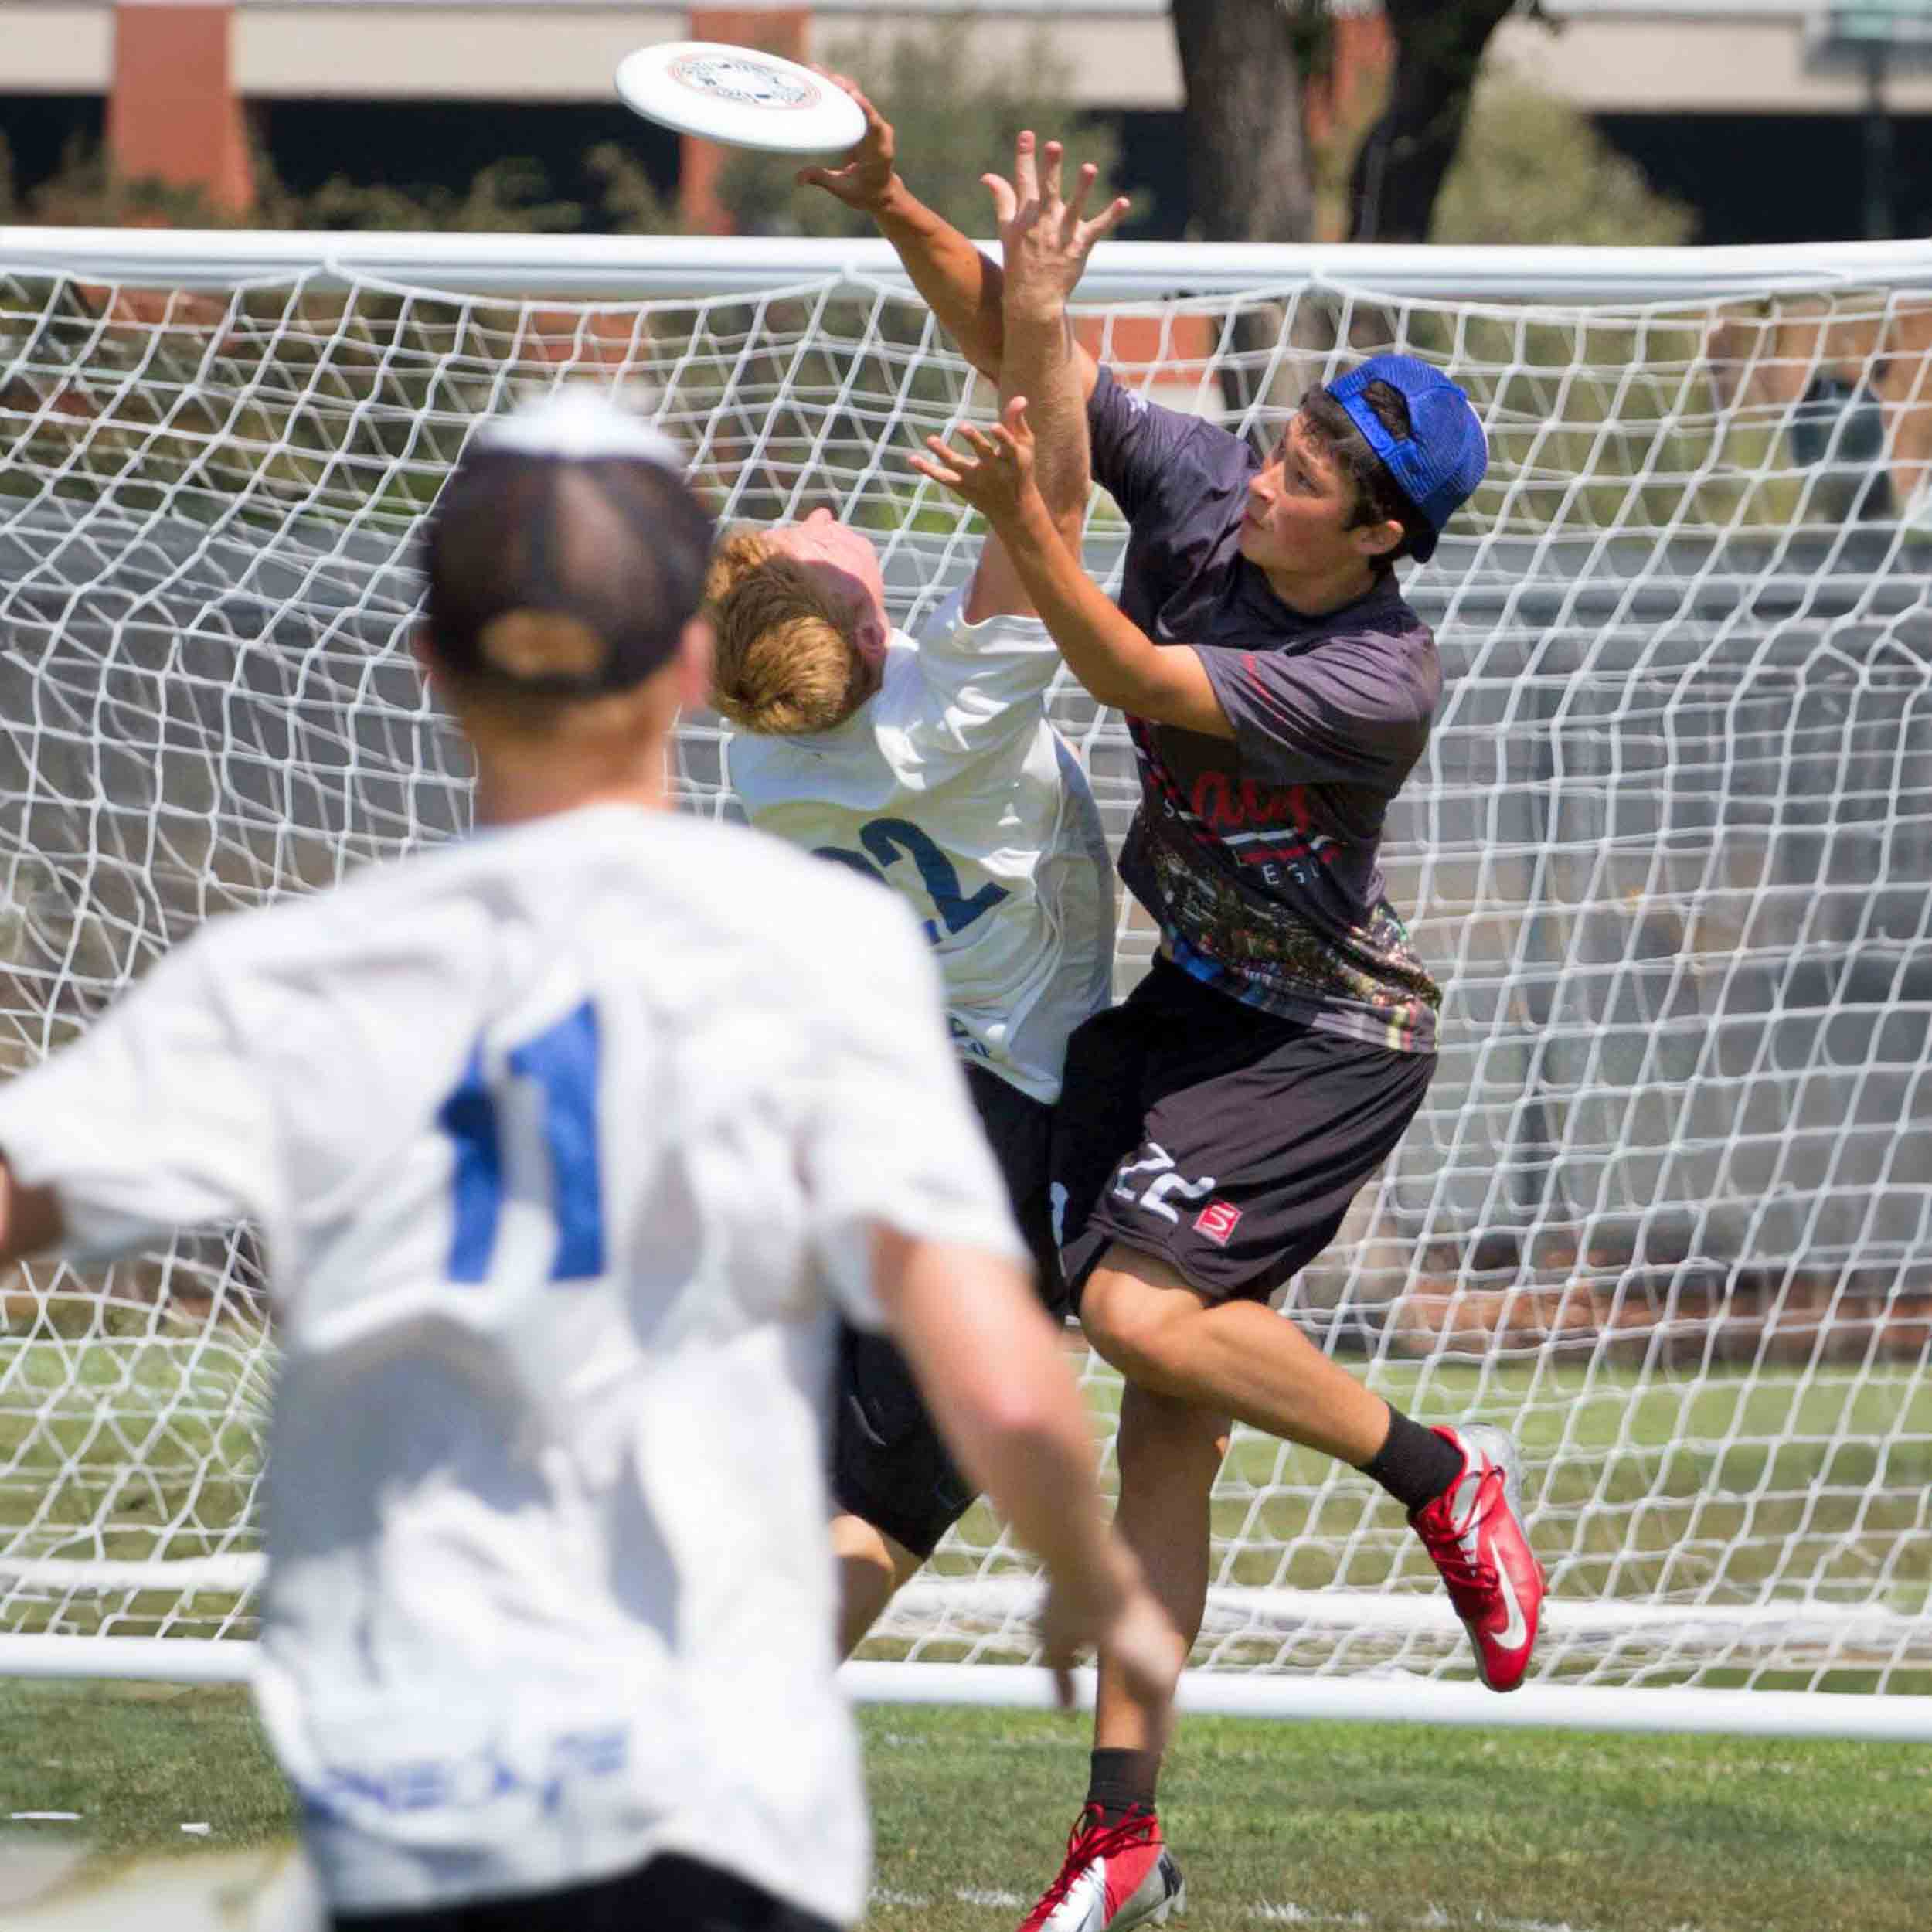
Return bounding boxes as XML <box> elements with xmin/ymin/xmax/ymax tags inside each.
<box><xmin>801</xmin><ymin>890</ymin><xmax>1027</xmax><ymax>1321</ymax></box>
<box><xmin>909</xmin><ymin>584</ymin><xmax>1063</xmax><ymax>724</ymax></box>
<box><xmin>0</xmin><ymin>935</ymin><xmax>277</xmax><ymax>1261</ymax></box>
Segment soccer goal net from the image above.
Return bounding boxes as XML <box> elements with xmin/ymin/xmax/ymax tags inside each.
<box><xmin>1</xmin><ymin>230</ymin><xmax>1928</xmax><ymax>1736</ymax></box>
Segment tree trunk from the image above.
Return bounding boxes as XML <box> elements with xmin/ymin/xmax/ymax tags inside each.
<box><xmin>1349</xmin><ymin>0</ymin><xmax>1519</xmax><ymax>244</ymax></box>
<box><xmin>1170</xmin><ymin>1</ymin><xmax>1325</xmax><ymax>429</ymax></box>
<box><xmin>1171</xmin><ymin>0</ymin><xmax>1320</xmax><ymax>246</ymax></box>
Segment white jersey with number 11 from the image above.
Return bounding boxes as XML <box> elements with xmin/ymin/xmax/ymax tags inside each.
<box><xmin>0</xmin><ymin>804</ymin><xmax>1022</xmax><ymax>1924</ymax></box>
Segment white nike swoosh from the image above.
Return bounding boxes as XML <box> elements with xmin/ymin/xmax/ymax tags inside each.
<box><xmin>1043</xmin><ymin>1863</ymin><xmax>1108</xmax><ymax>1932</ymax></box>
<box><xmin>1493</xmin><ymin>1543</ymin><xmax>1529</xmax><ymax>1653</ymax></box>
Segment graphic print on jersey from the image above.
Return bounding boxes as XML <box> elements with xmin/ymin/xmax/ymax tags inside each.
<box><xmin>812</xmin><ymin>815</ymin><xmax>1010</xmax><ymax>944</ymax></box>
<box><xmin>1122</xmin><ymin>716</ymin><xmax>1442</xmax><ymax>1053</ymax></box>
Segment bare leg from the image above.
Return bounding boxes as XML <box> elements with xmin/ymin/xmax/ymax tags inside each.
<box><xmin>1080</xmin><ymin>1243</ymin><xmax>1389</xmax><ymax>1463</ymax></box>
<box><xmin>1093</xmin><ymin>1379</ymin><xmax>1228</xmax><ymax>1753</ymax></box>
<box><xmin>832</xmin><ymin>1512</ymin><xmax>925</xmax><ymax>1657</ymax></box>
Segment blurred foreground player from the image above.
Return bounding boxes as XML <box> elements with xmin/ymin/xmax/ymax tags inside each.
<box><xmin>708</xmin><ymin>128</ymin><xmax>1128</xmax><ymax>1651</ymax></box>
<box><xmin>807</xmin><ymin>76</ymin><xmax>1546</xmax><ymax>1931</ymax></box>
<box><xmin>0</xmin><ymin>393</ymin><xmax>1173</xmax><ymax>1932</ymax></box>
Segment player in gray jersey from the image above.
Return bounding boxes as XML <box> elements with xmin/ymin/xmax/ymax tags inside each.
<box><xmin>804</xmin><ymin>77</ymin><xmax>1547</xmax><ymax>1932</ymax></box>
<box><xmin>707</xmin><ymin>131</ymin><xmax>1126</xmax><ymax>1652</ymax></box>
<box><xmin>0</xmin><ymin>391</ymin><xmax>1173</xmax><ymax>1931</ymax></box>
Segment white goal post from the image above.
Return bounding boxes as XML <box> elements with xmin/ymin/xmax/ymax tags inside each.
<box><xmin>2</xmin><ymin>228</ymin><xmax>1930</xmax><ymax>1737</ymax></box>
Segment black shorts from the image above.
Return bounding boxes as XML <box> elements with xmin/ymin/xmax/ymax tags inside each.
<box><xmin>332</xmin><ymin>1852</ymin><xmax>838</xmax><ymax>1932</ymax></box>
<box><xmin>829</xmin><ymin>1061</ymin><xmax>1058</xmax><ymax>1561</ymax></box>
<box><xmin>1053</xmin><ymin>959</ymin><xmax>1435</xmax><ymax>1308</ymax></box>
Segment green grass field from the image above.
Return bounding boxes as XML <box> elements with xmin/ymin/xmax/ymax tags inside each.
<box><xmin>2</xmin><ymin>1685</ymin><xmax>1927</xmax><ymax>1931</ymax></box>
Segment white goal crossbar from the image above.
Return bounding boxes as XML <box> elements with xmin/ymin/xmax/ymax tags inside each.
<box><xmin>2</xmin><ymin>228</ymin><xmax>1930</xmax><ymax>1736</ymax></box>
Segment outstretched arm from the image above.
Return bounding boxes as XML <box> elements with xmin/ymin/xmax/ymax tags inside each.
<box><xmin>963</xmin><ymin>134</ymin><xmax>1128</xmax><ymax>623</ymax></box>
<box><xmin>798</xmin><ymin>74</ymin><xmax>1115</xmax><ymax>400</ymax></box>
<box><xmin>913</xmin><ymin>401</ymin><xmax>1233</xmax><ymax>739</ymax></box>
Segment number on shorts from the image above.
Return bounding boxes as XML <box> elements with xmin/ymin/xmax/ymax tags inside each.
<box><xmin>1112</xmin><ymin>1143</ymin><xmax>1218</xmax><ymax>1225</ymax></box>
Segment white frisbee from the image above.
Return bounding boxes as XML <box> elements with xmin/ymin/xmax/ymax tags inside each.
<box><xmin>614</xmin><ymin>42</ymin><xmax>868</xmax><ymax>155</ymax></box>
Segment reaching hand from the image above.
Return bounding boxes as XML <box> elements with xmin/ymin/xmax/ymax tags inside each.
<box><xmin>984</xmin><ymin>131</ymin><xmax>1131</xmax><ymax>325</ymax></box>
<box><xmin>794</xmin><ymin>72</ymin><xmax>897</xmax><ymax>213</ymax></box>
<box><xmin>908</xmin><ymin>396</ymin><xmax>1038</xmax><ymax>523</ymax></box>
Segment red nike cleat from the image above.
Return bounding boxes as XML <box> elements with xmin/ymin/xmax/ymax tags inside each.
<box><xmin>1015</xmin><ymin>1804</ymin><xmax>1185</xmax><ymax>1932</ymax></box>
<box><xmin>1410</xmin><ymin>1423</ymin><xmax>1544</xmax><ymax>1692</ymax></box>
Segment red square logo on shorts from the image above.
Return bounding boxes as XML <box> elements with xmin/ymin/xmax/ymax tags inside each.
<box><xmin>1194</xmin><ymin>1199</ymin><xmax>1242</xmax><ymax>1247</ymax></box>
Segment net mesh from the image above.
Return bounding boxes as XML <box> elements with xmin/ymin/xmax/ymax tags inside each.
<box><xmin>2</xmin><ymin>248</ymin><xmax>1929</xmax><ymax>1696</ymax></box>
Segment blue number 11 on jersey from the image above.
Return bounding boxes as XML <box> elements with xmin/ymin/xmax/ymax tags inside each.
<box><xmin>437</xmin><ymin>999</ymin><xmax>606</xmax><ymax>1284</ymax></box>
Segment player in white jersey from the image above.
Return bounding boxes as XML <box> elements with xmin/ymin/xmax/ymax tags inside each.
<box><xmin>0</xmin><ymin>393</ymin><xmax>1173</xmax><ymax>1931</ymax></box>
<box><xmin>706</xmin><ymin>131</ymin><xmax>1128</xmax><ymax>1648</ymax></box>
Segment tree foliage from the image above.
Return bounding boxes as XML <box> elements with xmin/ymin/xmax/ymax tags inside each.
<box><xmin>1430</xmin><ymin>82</ymin><xmax>1697</xmax><ymax>247</ymax></box>
<box><xmin>0</xmin><ymin>133</ymin><xmax>679</xmax><ymax>236</ymax></box>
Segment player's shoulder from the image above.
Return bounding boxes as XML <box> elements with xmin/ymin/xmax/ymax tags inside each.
<box><xmin>1345</xmin><ymin>583</ymin><xmax>1440</xmax><ymax>696</ymax></box>
<box><xmin>910</xmin><ymin>586</ymin><xmax>1051</xmax><ymax>656</ymax></box>
<box><xmin>1093</xmin><ymin>362</ymin><xmax>1253</xmax><ymax>476</ymax></box>
<box><xmin>1294</xmin><ymin>583</ymin><xmax>1442</xmax><ymax>721</ymax></box>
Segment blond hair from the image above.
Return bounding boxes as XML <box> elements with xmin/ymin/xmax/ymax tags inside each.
<box><xmin>705</xmin><ymin>526</ymin><xmax>870</xmax><ymax>735</ymax></box>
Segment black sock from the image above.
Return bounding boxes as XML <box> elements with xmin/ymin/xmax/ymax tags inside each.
<box><xmin>1087</xmin><ymin>1747</ymin><xmax>1160</xmax><ymax>1822</ymax></box>
<box><xmin>1358</xmin><ymin>1408</ymin><xmax>1464</xmax><ymax>1513</ymax></box>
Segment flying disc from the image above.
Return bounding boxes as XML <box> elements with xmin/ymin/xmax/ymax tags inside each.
<box><xmin>614</xmin><ymin>42</ymin><xmax>869</xmax><ymax>155</ymax></box>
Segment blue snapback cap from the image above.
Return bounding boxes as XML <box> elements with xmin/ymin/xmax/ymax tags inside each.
<box><xmin>1326</xmin><ymin>355</ymin><xmax>1488</xmax><ymax>561</ymax></box>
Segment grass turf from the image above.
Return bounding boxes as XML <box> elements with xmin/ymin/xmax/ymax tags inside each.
<box><xmin>1</xmin><ymin>1685</ymin><xmax>1927</xmax><ymax>1931</ymax></box>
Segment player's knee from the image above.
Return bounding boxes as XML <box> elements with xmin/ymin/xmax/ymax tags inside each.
<box><xmin>1079</xmin><ymin>1267</ymin><xmax>1194</xmax><ymax>1387</ymax></box>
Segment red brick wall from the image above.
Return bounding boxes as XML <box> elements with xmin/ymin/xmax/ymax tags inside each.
<box><xmin>681</xmin><ymin>9</ymin><xmax>812</xmax><ymax>235</ymax></box>
<box><xmin>109</xmin><ymin>2</ymin><xmax>253</xmax><ymax>215</ymax></box>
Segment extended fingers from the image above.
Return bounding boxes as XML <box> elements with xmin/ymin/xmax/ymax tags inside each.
<box><xmin>1039</xmin><ymin>141</ymin><xmax>1066</xmax><ymax>211</ymax></box>
<box><xmin>1061</xmin><ymin>161</ymin><xmax>1097</xmax><ymax>232</ymax></box>
<box><xmin>1012</xmin><ymin>128</ymin><xmax>1039</xmax><ymax>206</ymax></box>
<box><xmin>981</xmin><ymin>172</ymin><xmax>1019</xmax><ymax>227</ymax></box>
<box><xmin>1079</xmin><ymin>192</ymin><xmax>1134</xmax><ymax>250</ymax></box>
<box><xmin>906</xmin><ymin>451</ymin><xmax>963</xmax><ymax>490</ymax></box>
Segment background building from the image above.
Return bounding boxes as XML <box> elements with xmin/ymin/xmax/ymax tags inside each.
<box><xmin>3</xmin><ymin>0</ymin><xmax>1932</xmax><ymax>243</ymax></box>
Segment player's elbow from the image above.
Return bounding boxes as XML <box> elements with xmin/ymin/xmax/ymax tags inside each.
<box><xmin>1102</xmin><ymin>668</ymin><xmax>1206</xmax><ymax>735</ymax></box>
<box><xmin>1068</xmin><ymin>662</ymin><xmax>1145</xmax><ymax>715</ymax></box>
